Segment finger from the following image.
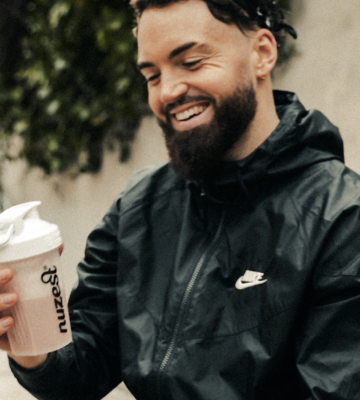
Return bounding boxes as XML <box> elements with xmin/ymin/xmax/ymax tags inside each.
<box><xmin>0</xmin><ymin>316</ymin><xmax>13</xmax><ymax>335</ymax></box>
<box><xmin>0</xmin><ymin>319</ymin><xmax>13</xmax><ymax>352</ymax></box>
<box><xmin>0</xmin><ymin>292</ymin><xmax>18</xmax><ymax>312</ymax></box>
<box><xmin>0</xmin><ymin>268</ymin><xmax>13</xmax><ymax>285</ymax></box>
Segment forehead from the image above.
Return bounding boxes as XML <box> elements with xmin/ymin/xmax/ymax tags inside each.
<box><xmin>137</xmin><ymin>0</ymin><xmax>247</xmax><ymax>63</ymax></box>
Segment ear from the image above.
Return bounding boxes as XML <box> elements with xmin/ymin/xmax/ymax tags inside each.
<box><xmin>252</xmin><ymin>29</ymin><xmax>278</xmax><ymax>80</ymax></box>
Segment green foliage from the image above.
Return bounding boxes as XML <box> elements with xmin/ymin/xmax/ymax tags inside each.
<box><xmin>0</xmin><ymin>0</ymin><xmax>147</xmax><ymax>174</ymax></box>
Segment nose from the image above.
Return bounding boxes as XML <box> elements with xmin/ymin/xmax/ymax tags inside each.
<box><xmin>159</xmin><ymin>74</ymin><xmax>188</xmax><ymax>106</ymax></box>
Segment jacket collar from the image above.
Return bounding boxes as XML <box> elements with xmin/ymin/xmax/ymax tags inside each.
<box><xmin>200</xmin><ymin>90</ymin><xmax>344</xmax><ymax>206</ymax></box>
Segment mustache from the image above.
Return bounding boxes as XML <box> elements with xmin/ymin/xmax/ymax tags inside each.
<box><xmin>164</xmin><ymin>95</ymin><xmax>214</xmax><ymax>115</ymax></box>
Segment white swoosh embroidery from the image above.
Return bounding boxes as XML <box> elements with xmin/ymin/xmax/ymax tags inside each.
<box><xmin>235</xmin><ymin>270</ymin><xmax>267</xmax><ymax>290</ymax></box>
<box><xmin>235</xmin><ymin>279</ymin><xmax>267</xmax><ymax>290</ymax></box>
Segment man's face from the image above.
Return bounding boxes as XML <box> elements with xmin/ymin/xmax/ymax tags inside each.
<box><xmin>137</xmin><ymin>0</ymin><xmax>258</xmax><ymax>180</ymax></box>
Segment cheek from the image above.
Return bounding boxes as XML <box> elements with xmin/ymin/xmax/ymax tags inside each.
<box><xmin>148</xmin><ymin>90</ymin><xmax>161</xmax><ymax>117</ymax></box>
<box><xmin>194</xmin><ymin>69</ymin><xmax>235</xmax><ymax>98</ymax></box>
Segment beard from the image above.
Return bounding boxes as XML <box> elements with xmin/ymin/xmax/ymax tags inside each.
<box><xmin>157</xmin><ymin>83</ymin><xmax>257</xmax><ymax>182</ymax></box>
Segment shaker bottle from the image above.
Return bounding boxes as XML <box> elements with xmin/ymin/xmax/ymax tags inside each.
<box><xmin>0</xmin><ymin>201</ymin><xmax>72</xmax><ymax>356</ymax></box>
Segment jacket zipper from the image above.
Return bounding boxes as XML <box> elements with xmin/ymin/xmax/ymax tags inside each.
<box><xmin>156</xmin><ymin>210</ymin><xmax>225</xmax><ymax>399</ymax></box>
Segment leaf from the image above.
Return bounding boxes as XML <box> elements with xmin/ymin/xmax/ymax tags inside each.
<box><xmin>49</xmin><ymin>2</ymin><xmax>71</xmax><ymax>29</ymax></box>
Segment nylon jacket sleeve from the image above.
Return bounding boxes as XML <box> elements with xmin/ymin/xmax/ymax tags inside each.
<box><xmin>296</xmin><ymin>202</ymin><xmax>360</xmax><ymax>400</ymax></box>
<box><xmin>10</xmin><ymin>197</ymin><xmax>123</xmax><ymax>400</ymax></box>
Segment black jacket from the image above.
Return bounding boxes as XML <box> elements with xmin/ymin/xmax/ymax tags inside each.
<box><xmin>11</xmin><ymin>91</ymin><xmax>360</xmax><ymax>399</ymax></box>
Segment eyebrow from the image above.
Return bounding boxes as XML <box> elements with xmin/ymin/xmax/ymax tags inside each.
<box><xmin>169</xmin><ymin>42</ymin><xmax>196</xmax><ymax>59</ymax></box>
<box><xmin>137</xmin><ymin>41</ymin><xmax>197</xmax><ymax>71</ymax></box>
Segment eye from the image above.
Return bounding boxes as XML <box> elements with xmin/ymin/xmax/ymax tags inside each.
<box><xmin>145</xmin><ymin>73</ymin><xmax>160</xmax><ymax>84</ymax></box>
<box><xmin>183</xmin><ymin>59</ymin><xmax>201</xmax><ymax>68</ymax></box>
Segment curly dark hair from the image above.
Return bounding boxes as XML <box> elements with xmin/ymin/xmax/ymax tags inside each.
<box><xmin>131</xmin><ymin>0</ymin><xmax>296</xmax><ymax>46</ymax></box>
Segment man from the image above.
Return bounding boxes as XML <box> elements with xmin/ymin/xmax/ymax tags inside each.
<box><xmin>2</xmin><ymin>0</ymin><xmax>360</xmax><ymax>399</ymax></box>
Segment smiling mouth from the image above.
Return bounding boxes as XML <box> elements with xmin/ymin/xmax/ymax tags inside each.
<box><xmin>173</xmin><ymin>104</ymin><xmax>208</xmax><ymax>122</ymax></box>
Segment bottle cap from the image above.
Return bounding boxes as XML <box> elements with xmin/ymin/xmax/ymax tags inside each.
<box><xmin>0</xmin><ymin>202</ymin><xmax>62</xmax><ymax>262</ymax></box>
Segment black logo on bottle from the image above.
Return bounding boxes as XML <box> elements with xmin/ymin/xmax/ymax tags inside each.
<box><xmin>41</xmin><ymin>266</ymin><xmax>68</xmax><ymax>333</ymax></box>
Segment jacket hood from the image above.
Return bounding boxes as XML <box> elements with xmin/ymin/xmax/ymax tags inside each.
<box><xmin>203</xmin><ymin>90</ymin><xmax>344</xmax><ymax>206</ymax></box>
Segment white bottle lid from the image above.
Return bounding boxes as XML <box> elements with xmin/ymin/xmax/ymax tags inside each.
<box><xmin>0</xmin><ymin>201</ymin><xmax>62</xmax><ymax>263</ymax></box>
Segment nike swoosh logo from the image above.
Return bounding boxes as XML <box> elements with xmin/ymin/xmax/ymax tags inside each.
<box><xmin>235</xmin><ymin>270</ymin><xmax>267</xmax><ymax>290</ymax></box>
<box><xmin>235</xmin><ymin>279</ymin><xmax>267</xmax><ymax>290</ymax></box>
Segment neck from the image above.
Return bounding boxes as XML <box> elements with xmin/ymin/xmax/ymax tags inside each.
<box><xmin>225</xmin><ymin>84</ymin><xmax>279</xmax><ymax>161</ymax></box>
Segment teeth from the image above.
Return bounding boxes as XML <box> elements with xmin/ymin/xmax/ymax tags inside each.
<box><xmin>175</xmin><ymin>105</ymin><xmax>206</xmax><ymax>121</ymax></box>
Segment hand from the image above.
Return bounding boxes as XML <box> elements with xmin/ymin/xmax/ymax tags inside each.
<box><xmin>0</xmin><ymin>268</ymin><xmax>18</xmax><ymax>353</ymax></box>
